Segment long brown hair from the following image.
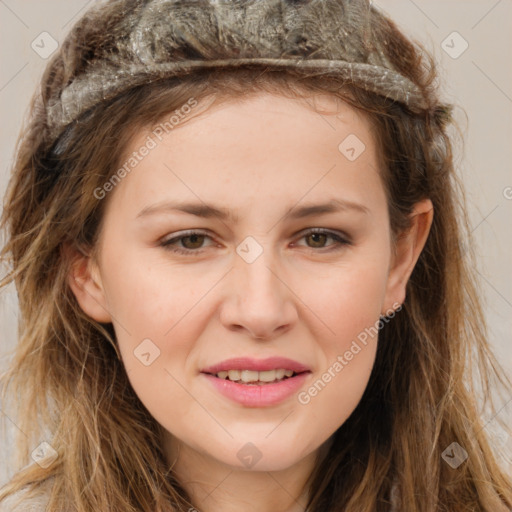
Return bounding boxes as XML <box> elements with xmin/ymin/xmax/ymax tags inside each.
<box><xmin>1</xmin><ymin>1</ymin><xmax>511</xmax><ymax>511</ymax></box>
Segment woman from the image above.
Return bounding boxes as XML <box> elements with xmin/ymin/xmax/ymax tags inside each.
<box><xmin>1</xmin><ymin>0</ymin><xmax>511</xmax><ymax>510</ymax></box>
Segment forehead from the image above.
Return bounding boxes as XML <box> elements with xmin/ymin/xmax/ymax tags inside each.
<box><xmin>105</xmin><ymin>91</ymin><xmax>384</xmax><ymax>219</ymax></box>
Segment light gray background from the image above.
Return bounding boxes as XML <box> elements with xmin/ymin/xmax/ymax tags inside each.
<box><xmin>1</xmin><ymin>0</ymin><xmax>511</xmax><ymax>484</ymax></box>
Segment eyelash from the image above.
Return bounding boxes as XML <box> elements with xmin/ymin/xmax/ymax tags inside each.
<box><xmin>159</xmin><ymin>228</ymin><xmax>352</xmax><ymax>256</ymax></box>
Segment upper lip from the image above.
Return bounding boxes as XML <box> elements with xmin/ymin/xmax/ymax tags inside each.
<box><xmin>201</xmin><ymin>357</ymin><xmax>311</xmax><ymax>374</ymax></box>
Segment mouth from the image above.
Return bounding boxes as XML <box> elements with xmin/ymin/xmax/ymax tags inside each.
<box><xmin>200</xmin><ymin>356</ymin><xmax>311</xmax><ymax>383</ymax></box>
<box><xmin>199</xmin><ymin>357</ymin><xmax>312</xmax><ymax>407</ymax></box>
<box><xmin>203</xmin><ymin>368</ymin><xmax>306</xmax><ymax>385</ymax></box>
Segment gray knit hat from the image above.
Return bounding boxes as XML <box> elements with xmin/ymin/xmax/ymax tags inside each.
<box><xmin>45</xmin><ymin>0</ymin><xmax>427</xmax><ymax>144</ymax></box>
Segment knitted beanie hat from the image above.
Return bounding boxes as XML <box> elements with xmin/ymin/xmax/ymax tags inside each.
<box><xmin>44</xmin><ymin>0</ymin><xmax>428</xmax><ymax>145</ymax></box>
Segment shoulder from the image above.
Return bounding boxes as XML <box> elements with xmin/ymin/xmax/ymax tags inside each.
<box><xmin>0</xmin><ymin>478</ymin><xmax>53</xmax><ymax>512</ymax></box>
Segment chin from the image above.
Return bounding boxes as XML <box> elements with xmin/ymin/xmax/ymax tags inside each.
<box><xmin>211</xmin><ymin>438</ymin><xmax>314</xmax><ymax>473</ymax></box>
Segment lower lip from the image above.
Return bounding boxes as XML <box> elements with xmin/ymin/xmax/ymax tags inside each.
<box><xmin>201</xmin><ymin>372</ymin><xmax>310</xmax><ymax>407</ymax></box>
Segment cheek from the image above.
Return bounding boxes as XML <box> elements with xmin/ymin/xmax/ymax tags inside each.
<box><xmin>297</xmin><ymin>341</ymin><xmax>377</xmax><ymax>446</ymax></box>
<box><xmin>105</xmin><ymin>259</ymin><xmax>210</xmax><ymax>417</ymax></box>
<box><xmin>101</xmin><ymin>236</ymin><xmax>210</xmax><ymax>325</ymax></box>
<box><xmin>303</xmin><ymin>257</ymin><xmax>388</xmax><ymax>345</ymax></box>
<box><xmin>97</xmin><ymin>244</ymin><xmax>206</xmax><ymax>373</ymax></box>
<box><xmin>291</xmin><ymin>256</ymin><xmax>387</xmax><ymax>427</ymax></box>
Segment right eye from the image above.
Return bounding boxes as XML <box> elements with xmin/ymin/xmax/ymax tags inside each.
<box><xmin>160</xmin><ymin>230</ymin><xmax>217</xmax><ymax>256</ymax></box>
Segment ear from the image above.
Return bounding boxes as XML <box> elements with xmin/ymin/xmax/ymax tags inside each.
<box><xmin>64</xmin><ymin>244</ymin><xmax>112</xmax><ymax>323</ymax></box>
<box><xmin>382</xmin><ymin>199</ymin><xmax>434</xmax><ymax>314</ymax></box>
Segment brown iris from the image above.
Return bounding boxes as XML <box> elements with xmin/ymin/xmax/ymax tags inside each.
<box><xmin>180</xmin><ymin>234</ymin><xmax>206</xmax><ymax>249</ymax></box>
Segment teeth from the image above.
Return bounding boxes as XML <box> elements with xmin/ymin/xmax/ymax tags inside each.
<box><xmin>214</xmin><ymin>368</ymin><xmax>297</xmax><ymax>383</ymax></box>
<box><xmin>240</xmin><ymin>370</ymin><xmax>259</xmax><ymax>383</ymax></box>
<box><xmin>228</xmin><ymin>370</ymin><xmax>241</xmax><ymax>381</ymax></box>
<box><xmin>259</xmin><ymin>370</ymin><xmax>280</xmax><ymax>382</ymax></box>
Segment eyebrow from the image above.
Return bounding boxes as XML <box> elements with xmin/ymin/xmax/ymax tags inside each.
<box><xmin>136</xmin><ymin>198</ymin><xmax>370</xmax><ymax>222</ymax></box>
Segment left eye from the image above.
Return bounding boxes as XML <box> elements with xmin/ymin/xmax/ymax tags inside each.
<box><xmin>159</xmin><ymin>229</ymin><xmax>351</xmax><ymax>255</ymax></box>
<box><xmin>294</xmin><ymin>229</ymin><xmax>350</xmax><ymax>250</ymax></box>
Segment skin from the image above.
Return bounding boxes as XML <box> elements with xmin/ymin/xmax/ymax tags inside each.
<box><xmin>69</xmin><ymin>92</ymin><xmax>433</xmax><ymax>512</ymax></box>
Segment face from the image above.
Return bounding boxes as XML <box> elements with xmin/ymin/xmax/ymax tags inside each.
<box><xmin>70</xmin><ymin>91</ymin><xmax>431</xmax><ymax>473</ymax></box>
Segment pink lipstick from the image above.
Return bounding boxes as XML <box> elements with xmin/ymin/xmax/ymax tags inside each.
<box><xmin>200</xmin><ymin>356</ymin><xmax>311</xmax><ymax>407</ymax></box>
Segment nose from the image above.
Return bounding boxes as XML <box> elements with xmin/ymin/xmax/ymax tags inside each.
<box><xmin>219</xmin><ymin>250</ymin><xmax>298</xmax><ymax>340</ymax></box>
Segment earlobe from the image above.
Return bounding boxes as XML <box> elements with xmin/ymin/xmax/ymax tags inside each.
<box><xmin>382</xmin><ymin>199</ymin><xmax>434</xmax><ymax>314</ymax></box>
<box><xmin>64</xmin><ymin>244</ymin><xmax>112</xmax><ymax>324</ymax></box>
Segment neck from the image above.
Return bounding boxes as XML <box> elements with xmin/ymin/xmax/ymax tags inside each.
<box><xmin>163</xmin><ymin>433</ymin><xmax>332</xmax><ymax>512</ymax></box>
